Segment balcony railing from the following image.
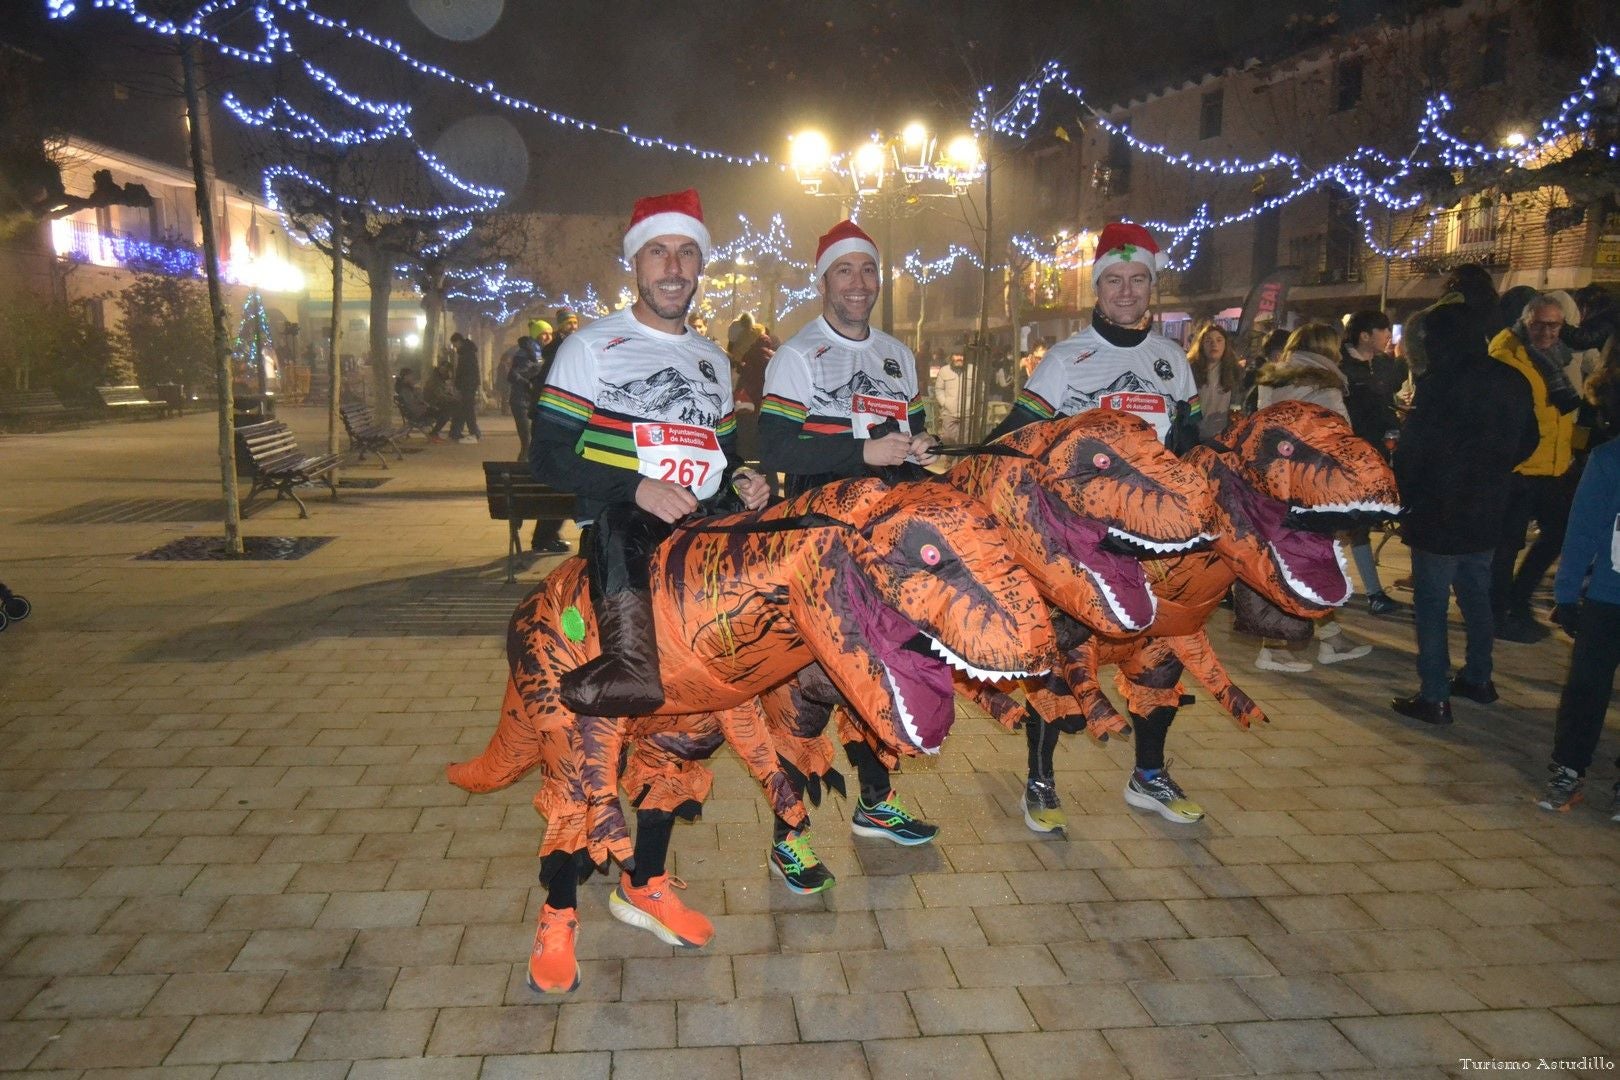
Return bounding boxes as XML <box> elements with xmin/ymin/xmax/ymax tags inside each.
<box><xmin>51</xmin><ymin>219</ymin><xmax>203</xmax><ymax>277</ymax></box>
<box><xmin>1403</xmin><ymin>203</ymin><xmax>1507</xmax><ymax>275</ymax></box>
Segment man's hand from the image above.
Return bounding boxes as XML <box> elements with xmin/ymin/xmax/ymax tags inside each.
<box><xmin>731</xmin><ymin>468</ymin><xmax>770</xmax><ymax>510</ymax></box>
<box><xmin>862</xmin><ymin>431</ymin><xmax>913</xmax><ymax>467</ymax></box>
<box><xmin>1551</xmin><ymin>602</ymin><xmax>1580</xmax><ymax>637</ymax></box>
<box><xmin>635</xmin><ymin>477</ymin><xmax>700</xmax><ymax>523</ymax></box>
<box><xmin>910</xmin><ymin>433</ymin><xmax>942</xmax><ymax>465</ymax></box>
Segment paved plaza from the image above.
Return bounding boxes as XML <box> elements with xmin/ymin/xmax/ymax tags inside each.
<box><xmin>1</xmin><ymin>407</ymin><xmax>1617</xmax><ymax>1079</ymax></box>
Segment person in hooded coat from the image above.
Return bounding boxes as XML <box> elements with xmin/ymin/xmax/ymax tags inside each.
<box><xmin>1391</xmin><ymin>302</ymin><xmax>1539</xmax><ymax>725</ymax></box>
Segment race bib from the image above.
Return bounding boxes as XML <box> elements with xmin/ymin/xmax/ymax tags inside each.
<box><xmin>1099</xmin><ymin>391</ymin><xmax>1171</xmax><ymax>441</ymax></box>
<box><xmin>851</xmin><ymin>393</ymin><xmax>910</xmax><ymax>438</ymax></box>
<box><xmin>633</xmin><ymin>421</ymin><xmax>727</xmax><ymax>500</ymax></box>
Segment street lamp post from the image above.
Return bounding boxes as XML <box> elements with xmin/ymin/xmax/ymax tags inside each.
<box><xmin>789</xmin><ymin>125</ymin><xmax>983</xmax><ymax>338</ymax></box>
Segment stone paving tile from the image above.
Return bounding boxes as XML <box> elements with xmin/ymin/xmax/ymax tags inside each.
<box><xmin>142</xmin><ymin>971</ymin><xmax>281</xmax><ymax>1016</ymax></box>
<box><xmin>164</xmin><ymin>1012</ymin><xmax>316</xmax><ymax>1065</ymax></box>
<box><xmin>552</xmin><ymin>1001</ymin><xmax>677</xmax><ymax>1051</ymax></box>
<box><xmin>480</xmin><ymin>1051</ymin><xmax>611</xmax><ymax>1079</ymax></box>
<box><xmin>907</xmin><ymin>986</ymin><xmax>1037</xmax><ymax>1035</ymax></box>
<box><xmin>28</xmin><ymin>1016</ymin><xmax>190</xmax><ymax>1069</ymax></box>
<box><xmin>1221</xmin><ymin>1017</ymin><xmax>1371</xmax><ymax>1072</ymax></box>
<box><xmin>265</xmin><ymin>968</ymin><xmax>397</xmax><ymax>1014</ymax></box>
<box><xmin>795</xmin><ymin>992</ymin><xmax>918</xmax><ymax>1042</ymax></box>
<box><xmin>1101</xmin><ymin>1023</ymin><xmax>1254</xmax><ymax>1078</ymax></box>
<box><xmin>985</xmin><ymin>1030</ymin><xmax>1130</xmax><ymax>1079</ymax></box>
<box><xmin>1130</xmin><ymin>978</ymin><xmax>1267</xmax><ymax>1025</ymax></box>
<box><xmin>676</xmin><ymin>998</ymin><xmax>798</xmax><ymax>1046</ymax></box>
<box><xmin>295</xmin><ymin>1007</ymin><xmax>438</xmax><ymax>1060</ymax></box>
<box><xmin>1334</xmin><ymin>1013</ymin><xmax>1484</xmax><ymax>1067</ymax></box>
<box><xmin>738</xmin><ymin>1040</ymin><xmax>869</xmax><ymax>1079</ymax></box>
<box><xmin>423</xmin><ymin>1003</ymin><xmax>557</xmax><ymax>1056</ymax></box>
<box><xmin>385</xmin><ymin>962</ymin><xmax>507</xmax><ymax>1009</ymax></box>
<box><xmin>862</xmin><ymin>1034</ymin><xmax>996</xmax><ymax>1079</ymax></box>
<box><xmin>18</xmin><ymin>973</ymin><xmax>165</xmax><ymax>1020</ymax></box>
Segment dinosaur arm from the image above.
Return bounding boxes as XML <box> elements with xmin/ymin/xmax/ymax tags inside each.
<box><xmin>1164</xmin><ymin>631</ymin><xmax>1268</xmax><ymax>729</ymax></box>
<box><xmin>1055</xmin><ymin>637</ymin><xmax>1128</xmax><ymax>738</ymax></box>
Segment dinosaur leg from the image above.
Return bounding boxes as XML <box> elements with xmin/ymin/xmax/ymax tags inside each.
<box><xmin>561</xmin><ymin>507</ymin><xmax>671</xmax><ymax>717</ymax></box>
<box><xmin>1166</xmin><ymin>631</ymin><xmax>1269</xmax><ymax>730</ymax></box>
<box><xmin>576</xmin><ymin>712</ymin><xmax>634</xmax><ymax>871</ymax></box>
<box><xmin>1055</xmin><ymin>639</ymin><xmax>1129</xmax><ymax>740</ymax></box>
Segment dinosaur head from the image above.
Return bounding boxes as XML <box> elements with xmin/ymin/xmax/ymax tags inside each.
<box><xmin>953</xmin><ymin>410</ymin><xmax>1216</xmax><ymax>635</ymax></box>
<box><xmin>1198</xmin><ymin>401</ymin><xmax>1401</xmax><ymax>614</ymax></box>
<box><xmin>785</xmin><ymin>478</ymin><xmax>1054</xmax><ymax>755</ymax></box>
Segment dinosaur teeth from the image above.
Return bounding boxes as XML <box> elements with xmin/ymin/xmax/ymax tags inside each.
<box><xmin>880</xmin><ymin>660</ymin><xmax>936</xmax><ymax>755</ymax></box>
<box><xmin>1267</xmin><ymin>538</ymin><xmax>1351</xmax><ymax>607</ymax></box>
<box><xmin>1106</xmin><ymin>527</ymin><xmax>1211</xmax><ymax>554</ymax></box>
<box><xmin>925</xmin><ymin>635</ymin><xmax>1045</xmax><ymax>684</ymax></box>
<box><xmin>1084</xmin><ymin>562</ymin><xmax>1155</xmax><ymax>633</ymax></box>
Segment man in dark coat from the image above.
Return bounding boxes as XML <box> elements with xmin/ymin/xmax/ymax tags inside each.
<box><xmin>1391</xmin><ymin>302</ymin><xmax>1539</xmax><ymax>725</ymax></box>
<box><xmin>448</xmin><ymin>332</ymin><xmax>482</xmax><ymax>442</ymax></box>
<box><xmin>1340</xmin><ymin>309</ymin><xmax>1408</xmax><ymax>615</ymax></box>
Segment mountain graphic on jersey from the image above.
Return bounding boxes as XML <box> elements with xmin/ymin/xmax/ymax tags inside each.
<box><xmin>598</xmin><ymin>367</ymin><xmax>724</xmax><ymax>427</ymax></box>
<box><xmin>1058</xmin><ymin>370</ymin><xmax>1159</xmax><ymax>417</ymax></box>
<box><xmin>810</xmin><ymin>370</ymin><xmax>906</xmax><ymax>414</ymax></box>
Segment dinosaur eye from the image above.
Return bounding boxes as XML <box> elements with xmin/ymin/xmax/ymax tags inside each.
<box><xmin>1277</xmin><ymin>440</ymin><xmax>1295</xmax><ymax>458</ymax></box>
<box><xmin>1092</xmin><ymin>453</ymin><xmax>1112</xmax><ymax>470</ymax></box>
<box><xmin>919</xmin><ymin>544</ymin><xmax>942</xmax><ymax>566</ymax></box>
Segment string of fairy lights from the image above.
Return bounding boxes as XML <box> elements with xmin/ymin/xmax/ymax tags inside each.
<box><xmin>45</xmin><ymin>0</ymin><xmax>1619</xmax><ymax>323</ymax></box>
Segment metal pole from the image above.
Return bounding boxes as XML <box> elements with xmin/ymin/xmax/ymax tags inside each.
<box><xmin>881</xmin><ymin>205</ymin><xmax>895</xmax><ymax>336</ymax></box>
<box><xmin>972</xmin><ymin>140</ymin><xmax>993</xmax><ymax>441</ymax></box>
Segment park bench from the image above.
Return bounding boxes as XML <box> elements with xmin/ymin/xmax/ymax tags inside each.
<box><xmin>0</xmin><ymin>389</ymin><xmax>85</xmax><ymax>430</ymax></box>
<box><xmin>234</xmin><ymin>419</ymin><xmax>340</xmax><ymax>518</ymax></box>
<box><xmin>483</xmin><ymin>461</ymin><xmax>577</xmax><ymax>583</ymax></box>
<box><xmin>339</xmin><ymin>402</ymin><xmax>404</xmax><ymax>466</ymax></box>
<box><xmin>394</xmin><ymin>393</ymin><xmax>437</xmax><ymax>440</ymax></box>
<box><xmin>96</xmin><ymin>384</ymin><xmax>170</xmax><ymax>420</ymax></box>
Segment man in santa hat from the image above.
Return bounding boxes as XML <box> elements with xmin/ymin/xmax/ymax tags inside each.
<box><xmin>526</xmin><ymin>188</ymin><xmax>770</xmax><ymax>992</ymax></box>
<box><xmin>758</xmin><ymin>218</ymin><xmax>941</xmax><ymax>895</ymax></box>
<box><xmin>989</xmin><ymin>221</ymin><xmax>1205</xmax><ymax>834</ymax></box>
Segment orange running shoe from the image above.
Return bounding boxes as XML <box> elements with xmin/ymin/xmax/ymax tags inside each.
<box><xmin>526</xmin><ymin>904</ymin><xmax>580</xmax><ymax>993</ymax></box>
<box><xmin>608</xmin><ymin>873</ymin><xmax>713</xmax><ymax>948</ymax></box>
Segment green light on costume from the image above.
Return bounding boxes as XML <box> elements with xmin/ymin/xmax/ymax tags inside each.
<box><xmin>561</xmin><ymin>606</ymin><xmax>587</xmax><ymax>643</ymax></box>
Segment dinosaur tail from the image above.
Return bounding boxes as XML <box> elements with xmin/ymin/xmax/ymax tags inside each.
<box><xmin>446</xmin><ymin>678</ymin><xmax>544</xmax><ymax>792</ymax></box>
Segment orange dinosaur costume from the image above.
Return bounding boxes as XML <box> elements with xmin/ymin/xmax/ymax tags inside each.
<box><xmin>756</xmin><ymin>411</ymin><xmax>1219</xmax><ymax>824</ymax></box>
<box><xmin>1003</xmin><ymin>401</ymin><xmax>1401</xmax><ymax>827</ymax></box>
<box><xmin>447</xmin><ymin>476</ymin><xmax>1054</xmax><ymax>988</ymax></box>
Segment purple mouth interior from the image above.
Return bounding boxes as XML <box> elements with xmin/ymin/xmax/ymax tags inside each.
<box><xmin>1236</xmin><ymin>484</ymin><xmax>1350</xmax><ymax>607</ymax></box>
<box><xmin>1038</xmin><ymin>491</ymin><xmax>1155</xmax><ymax>628</ymax></box>
<box><xmin>843</xmin><ymin>573</ymin><xmax>956</xmax><ymax>751</ymax></box>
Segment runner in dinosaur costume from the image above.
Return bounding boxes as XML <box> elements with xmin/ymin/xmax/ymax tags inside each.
<box><xmin>756</xmin><ymin>409</ymin><xmax>1220</xmax><ymax>883</ymax></box>
<box><xmin>1006</xmin><ymin>400</ymin><xmax>1402</xmax><ymax>829</ymax></box>
<box><xmin>447</xmin><ymin>476</ymin><xmax>1054</xmax><ymax>992</ymax></box>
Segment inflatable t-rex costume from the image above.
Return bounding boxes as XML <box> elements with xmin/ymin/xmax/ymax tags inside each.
<box><xmin>447</xmin><ymin>476</ymin><xmax>1055</xmax><ymax>984</ymax></box>
<box><xmin>990</xmin><ymin>402</ymin><xmax>1401</xmax><ymax>828</ymax></box>
<box><xmin>757</xmin><ymin>411</ymin><xmax>1219</xmax><ymax>818</ymax></box>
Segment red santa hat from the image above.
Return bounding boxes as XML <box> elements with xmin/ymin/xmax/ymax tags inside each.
<box><xmin>1091</xmin><ymin>221</ymin><xmax>1166</xmax><ymax>285</ymax></box>
<box><xmin>814</xmin><ymin>219</ymin><xmax>881</xmax><ymax>281</ymax></box>
<box><xmin>622</xmin><ymin>188</ymin><xmax>711</xmax><ymax>265</ymax></box>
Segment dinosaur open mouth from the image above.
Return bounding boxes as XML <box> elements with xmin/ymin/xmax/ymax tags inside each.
<box><xmin>1244</xmin><ymin>491</ymin><xmax>1354</xmax><ymax>608</ymax></box>
<box><xmin>851</xmin><ymin>584</ymin><xmax>1038</xmax><ymax>754</ymax></box>
<box><xmin>1046</xmin><ymin>510</ymin><xmax>1158</xmax><ymax>632</ymax></box>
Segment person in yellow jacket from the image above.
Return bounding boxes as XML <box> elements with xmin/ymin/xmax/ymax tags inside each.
<box><xmin>1488</xmin><ymin>293</ymin><xmax>1582</xmax><ymax>643</ymax></box>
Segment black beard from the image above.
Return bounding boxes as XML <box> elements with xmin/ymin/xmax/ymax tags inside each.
<box><xmin>639</xmin><ymin>279</ymin><xmax>695</xmax><ymax>321</ymax></box>
<box><xmin>827</xmin><ymin>295</ymin><xmax>874</xmax><ymax>334</ymax></box>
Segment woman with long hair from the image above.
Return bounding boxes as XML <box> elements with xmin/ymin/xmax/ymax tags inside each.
<box><xmin>1187</xmin><ymin>322</ymin><xmax>1241</xmax><ymax>441</ymax></box>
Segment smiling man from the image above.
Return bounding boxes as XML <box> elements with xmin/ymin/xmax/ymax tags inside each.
<box><xmin>987</xmin><ymin>221</ymin><xmax>1204</xmax><ymax>828</ymax></box>
<box><xmin>526</xmin><ymin>188</ymin><xmax>769</xmax><ymax>990</ymax></box>
<box><xmin>758</xmin><ymin>218</ymin><xmax>941</xmax><ymax>893</ymax></box>
<box><xmin>989</xmin><ymin>221</ymin><xmax>1201</xmax><ymax>454</ymax></box>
